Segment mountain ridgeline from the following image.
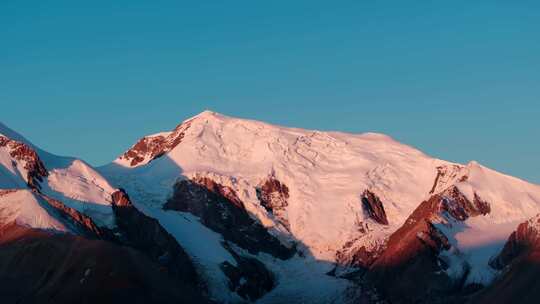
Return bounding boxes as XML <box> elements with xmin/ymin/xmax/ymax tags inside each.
<box><xmin>1</xmin><ymin>111</ymin><xmax>540</xmax><ymax>303</ymax></box>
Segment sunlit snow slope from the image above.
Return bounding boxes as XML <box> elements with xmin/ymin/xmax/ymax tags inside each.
<box><xmin>0</xmin><ymin>122</ymin><xmax>116</xmax><ymax>228</ymax></box>
<box><xmin>102</xmin><ymin>111</ymin><xmax>540</xmax><ymax>266</ymax></box>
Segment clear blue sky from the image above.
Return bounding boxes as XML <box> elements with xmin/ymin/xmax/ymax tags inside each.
<box><xmin>1</xmin><ymin>1</ymin><xmax>539</xmax><ymax>183</ymax></box>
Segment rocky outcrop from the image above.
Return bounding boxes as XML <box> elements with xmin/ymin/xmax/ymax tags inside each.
<box><xmin>192</xmin><ymin>176</ymin><xmax>245</xmax><ymax>209</ymax></box>
<box><xmin>118</xmin><ymin>120</ymin><xmax>192</xmax><ymax>167</ymax></box>
<box><xmin>473</xmin><ymin>215</ymin><xmax>540</xmax><ymax>304</ymax></box>
<box><xmin>490</xmin><ymin>214</ymin><xmax>540</xmax><ymax>270</ymax></box>
<box><xmin>366</xmin><ymin>194</ymin><xmax>453</xmax><ymax>303</ymax></box>
<box><xmin>120</xmin><ymin>135</ymin><xmax>167</xmax><ymax>167</ymax></box>
<box><xmin>364</xmin><ymin>187</ymin><xmax>491</xmax><ymax>303</ymax></box>
<box><xmin>361</xmin><ymin>190</ymin><xmax>389</xmax><ymax>225</ymax></box>
<box><xmin>39</xmin><ymin>194</ymin><xmax>105</xmax><ymax>239</ymax></box>
<box><xmin>429</xmin><ymin>165</ymin><xmax>468</xmax><ymax>194</ymax></box>
<box><xmin>0</xmin><ymin>135</ymin><xmax>48</xmax><ymax>189</ymax></box>
<box><xmin>110</xmin><ymin>189</ymin><xmax>202</xmax><ymax>291</ymax></box>
<box><xmin>335</xmin><ymin>237</ymin><xmax>385</xmax><ymax>271</ymax></box>
<box><xmin>0</xmin><ymin>223</ymin><xmax>208</xmax><ymax>304</ymax></box>
<box><xmin>164</xmin><ymin>178</ymin><xmax>295</xmax><ymax>260</ymax></box>
<box><xmin>440</xmin><ymin>186</ymin><xmax>490</xmax><ymax>221</ymax></box>
<box><xmin>220</xmin><ymin>242</ymin><xmax>275</xmax><ymax>301</ymax></box>
<box><xmin>256</xmin><ymin>176</ymin><xmax>290</xmax><ymax>228</ymax></box>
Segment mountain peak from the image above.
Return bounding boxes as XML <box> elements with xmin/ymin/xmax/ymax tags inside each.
<box><xmin>191</xmin><ymin>110</ymin><xmax>227</xmax><ymax>121</ymax></box>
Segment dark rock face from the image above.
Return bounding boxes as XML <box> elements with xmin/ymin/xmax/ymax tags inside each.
<box><xmin>473</xmin><ymin>215</ymin><xmax>540</xmax><ymax>304</ymax></box>
<box><xmin>39</xmin><ymin>194</ymin><xmax>105</xmax><ymax>239</ymax></box>
<box><xmin>164</xmin><ymin>178</ymin><xmax>295</xmax><ymax>260</ymax></box>
<box><xmin>366</xmin><ymin>194</ymin><xmax>453</xmax><ymax>303</ymax></box>
<box><xmin>361</xmin><ymin>190</ymin><xmax>389</xmax><ymax>225</ymax></box>
<box><xmin>120</xmin><ymin>135</ymin><xmax>167</xmax><ymax>167</ymax></box>
<box><xmin>440</xmin><ymin>186</ymin><xmax>490</xmax><ymax>221</ymax></box>
<box><xmin>490</xmin><ymin>215</ymin><xmax>540</xmax><ymax>270</ymax></box>
<box><xmin>472</xmin><ymin>193</ymin><xmax>491</xmax><ymax>217</ymax></box>
<box><xmin>220</xmin><ymin>243</ymin><xmax>275</xmax><ymax>301</ymax></box>
<box><xmin>110</xmin><ymin>189</ymin><xmax>202</xmax><ymax>291</ymax></box>
<box><xmin>118</xmin><ymin>120</ymin><xmax>192</xmax><ymax>166</ymax></box>
<box><xmin>0</xmin><ymin>136</ymin><xmax>48</xmax><ymax>189</ymax></box>
<box><xmin>364</xmin><ymin>187</ymin><xmax>491</xmax><ymax>303</ymax></box>
<box><xmin>256</xmin><ymin>176</ymin><xmax>290</xmax><ymax>228</ymax></box>
<box><xmin>0</xmin><ymin>224</ymin><xmax>207</xmax><ymax>304</ymax></box>
<box><xmin>192</xmin><ymin>176</ymin><xmax>245</xmax><ymax>209</ymax></box>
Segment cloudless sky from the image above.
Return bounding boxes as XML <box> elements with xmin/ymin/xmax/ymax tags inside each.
<box><xmin>1</xmin><ymin>1</ymin><xmax>539</xmax><ymax>183</ymax></box>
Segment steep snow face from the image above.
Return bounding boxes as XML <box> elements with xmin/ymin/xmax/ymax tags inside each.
<box><xmin>0</xmin><ymin>189</ymin><xmax>70</xmax><ymax>232</ymax></box>
<box><xmin>456</xmin><ymin>162</ymin><xmax>540</xmax><ymax>224</ymax></box>
<box><xmin>40</xmin><ymin>159</ymin><xmax>117</xmax><ymax>228</ymax></box>
<box><xmin>0</xmin><ymin>122</ymin><xmax>116</xmax><ymax>228</ymax></box>
<box><xmin>103</xmin><ymin>111</ymin><xmax>452</xmax><ymax>261</ymax></box>
<box><xmin>45</xmin><ymin>159</ymin><xmax>114</xmax><ymax>206</ymax></box>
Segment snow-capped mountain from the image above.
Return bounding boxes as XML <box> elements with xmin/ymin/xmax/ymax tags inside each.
<box><xmin>102</xmin><ymin>111</ymin><xmax>448</xmax><ymax>258</ymax></box>
<box><xmin>0</xmin><ymin>122</ymin><xmax>116</xmax><ymax>227</ymax></box>
<box><xmin>0</xmin><ymin>122</ymin><xmax>207</xmax><ymax>303</ymax></box>
<box><xmin>2</xmin><ymin>111</ymin><xmax>540</xmax><ymax>304</ymax></box>
<box><xmin>98</xmin><ymin>111</ymin><xmax>540</xmax><ymax>303</ymax></box>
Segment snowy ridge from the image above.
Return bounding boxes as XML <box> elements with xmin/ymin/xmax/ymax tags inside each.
<box><xmin>99</xmin><ymin>111</ymin><xmax>540</xmax><ymax>302</ymax></box>
<box><xmin>0</xmin><ymin>122</ymin><xmax>116</xmax><ymax>228</ymax></box>
<box><xmin>104</xmin><ymin>111</ymin><xmax>454</xmax><ymax>261</ymax></box>
<box><xmin>430</xmin><ymin>162</ymin><xmax>540</xmax><ymax>285</ymax></box>
<box><xmin>0</xmin><ymin>189</ymin><xmax>70</xmax><ymax>232</ymax></box>
<box><xmin>3</xmin><ymin>112</ymin><xmax>540</xmax><ymax>303</ymax></box>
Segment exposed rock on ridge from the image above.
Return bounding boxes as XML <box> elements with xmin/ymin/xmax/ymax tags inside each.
<box><xmin>0</xmin><ymin>135</ymin><xmax>48</xmax><ymax>189</ymax></box>
<box><xmin>117</xmin><ymin>120</ymin><xmax>193</xmax><ymax>167</ymax></box>
<box><xmin>363</xmin><ymin>186</ymin><xmax>492</xmax><ymax>303</ymax></box>
<box><xmin>111</xmin><ymin>189</ymin><xmax>202</xmax><ymax>291</ymax></box>
<box><xmin>39</xmin><ymin>193</ymin><xmax>106</xmax><ymax>238</ymax></box>
<box><xmin>164</xmin><ymin>177</ymin><xmax>295</xmax><ymax>260</ymax></box>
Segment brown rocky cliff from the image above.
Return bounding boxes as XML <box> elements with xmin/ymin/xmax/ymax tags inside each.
<box><xmin>490</xmin><ymin>215</ymin><xmax>540</xmax><ymax>270</ymax></box>
<box><xmin>364</xmin><ymin>187</ymin><xmax>491</xmax><ymax>303</ymax></box>
<box><xmin>164</xmin><ymin>178</ymin><xmax>295</xmax><ymax>260</ymax></box>
<box><xmin>39</xmin><ymin>193</ymin><xmax>105</xmax><ymax>239</ymax></box>
<box><xmin>111</xmin><ymin>189</ymin><xmax>202</xmax><ymax>292</ymax></box>
<box><xmin>118</xmin><ymin>120</ymin><xmax>192</xmax><ymax>167</ymax></box>
<box><xmin>473</xmin><ymin>215</ymin><xmax>540</xmax><ymax>304</ymax></box>
<box><xmin>365</xmin><ymin>194</ymin><xmax>453</xmax><ymax>303</ymax></box>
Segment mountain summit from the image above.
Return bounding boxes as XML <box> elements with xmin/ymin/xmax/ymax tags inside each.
<box><xmin>1</xmin><ymin>113</ymin><xmax>540</xmax><ymax>303</ymax></box>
